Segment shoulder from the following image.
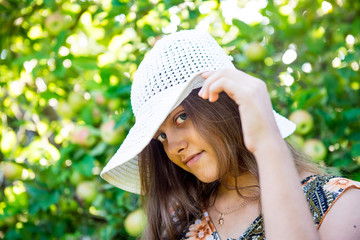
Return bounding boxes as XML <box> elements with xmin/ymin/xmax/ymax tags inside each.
<box><xmin>302</xmin><ymin>175</ymin><xmax>360</xmax><ymax>239</ymax></box>
<box><xmin>302</xmin><ymin>175</ymin><xmax>360</xmax><ymax>203</ymax></box>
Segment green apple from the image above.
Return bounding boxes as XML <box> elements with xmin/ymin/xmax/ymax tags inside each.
<box><xmin>108</xmin><ymin>98</ymin><xmax>122</xmax><ymax>111</ymax></box>
<box><xmin>355</xmin><ymin>157</ymin><xmax>360</xmax><ymax>165</ymax></box>
<box><xmin>0</xmin><ymin>128</ymin><xmax>17</xmax><ymax>154</ymax></box>
<box><xmin>68</xmin><ymin>92</ymin><xmax>86</xmax><ymax>112</ymax></box>
<box><xmin>59</xmin><ymin>196</ymin><xmax>78</xmax><ymax>212</ymax></box>
<box><xmin>303</xmin><ymin>139</ymin><xmax>327</xmax><ymax>162</ymax></box>
<box><xmin>100</xmin><ymin>120</ymin><xmax>124</xmax><ymax>145</ymax></box>
<box><xmin>57</xmin><ymin>100</ymin><xmax>74</xmax><ymax>119</ymax></box>
<box><xmin>332</xmin><ymin>32</ymin><xmax>344</xmax><ymax>44</ymax></box>
<box><xmin>0</xmin><ymin>162</ymin><xmax>24</xmax><ymax>180</ymax></box>
<box><xmin>76</xmin><ymin>181</ymin><xmax>97</xmax><ymax>203</ymax></box>
<box><xmin>0</xmin><ymin>216</ymin><xmax>16</xmax><ymax>227</ymax></box>
<box><xmin>124</xmin><ymin>208</ymin><xmax>147</xmax><ymax>237</ymax></box>
<box><xmin>286</xmin><ymin>134</ymin><xmax>305</xmax><ymax>149</ymax></box>
<box><xmin>70</xmin><ymin>126</ymin><xmax>97</xmax><ymax>148</ymax></box>
<box><xmin>45</xmin><ymin>13</ymin><xmax>65</xmax><ymax>35</ymax></box>
<box><xmin>289</xmin><ymin>110</ymin><xmax>314</xmax><ymax>135</ymax></box>
<box><xmin>245</xmin><ymin>42</ymin><xmax>266</xmax><ymax>61</ymax></box>
<box><xmin>69</xmin><ymin>171</ymin><xmax>86</xmax><ymax>186</ymax></box>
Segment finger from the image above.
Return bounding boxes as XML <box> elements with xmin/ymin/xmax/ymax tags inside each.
<box><xmin>199</xmin><ymin>72</ymin><xmax>216</xmax><ymax>98</ymax></box>
<box><xmin>200</xmin><ymin>69</ymin><xmax>229</xmax><ymax>99</ymax></box>
<box><xmin>201</xmin><ymin>70</ymin><xmax>216</xmax><ymax>78</ymax></box>
<box><xmin>199</xmin><ymin>71</ymin><xmax>215</xmax><ymax>96</ymax></box>
<box><xmin>200</xmin><ymin>69</ymin><xmax>264</xmax><ymax>102</ymax></box>
<box><xmin>202</xmin><ymin>69</ymin><xmax>245</xmax><ymax>100</ymax></box>
<box><xmin>207</xmin><ymin>76</ymin><xmax>262</xmax><ymax>107</ymax></box>
<box><xmin>207</xmin><ymin>77</ymin><xmax>238</xmax><ymax>102</ymax></box>
<box><xmin>199</xmin><ymin>71</ymin><xmax>214</xmax><ymax>96</ymax></box>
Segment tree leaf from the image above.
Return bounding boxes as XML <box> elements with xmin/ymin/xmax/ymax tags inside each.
<box><xmin>73</xmin><ymin>154</ymin><xmax>95</xmax><ymax>177</ymax></box>
<box><xmin>351</xmin><ymin>143</ymin><xmax>360</xmax><ymax>157</ymax></box>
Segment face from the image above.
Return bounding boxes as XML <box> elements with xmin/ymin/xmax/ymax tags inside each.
<box><xmin>154</xmin><ymin>105</ymin><xmax>220</xmax><ymax>183</ymax></box>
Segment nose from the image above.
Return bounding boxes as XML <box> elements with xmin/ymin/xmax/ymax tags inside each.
<box><xmin>166</xmin><ymin>130</ymin><xmax>188</xmax><ymax>155</ymax></box>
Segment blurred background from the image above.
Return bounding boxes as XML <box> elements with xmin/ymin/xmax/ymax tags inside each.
<box><xmin>0</xmin><ymin>0</ymin><xmax>359</xmax><ymax>239</ymax></box>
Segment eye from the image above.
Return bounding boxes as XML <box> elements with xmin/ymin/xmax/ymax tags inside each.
<box><xmin>156</xmin><ymin>133</ymin><xmax>167</xmax><ymax>142</ymax></box>
<box><xmin>175</xmin><ymin>113</ymin><xmax>187</xmax><ymax>125</ymax></box>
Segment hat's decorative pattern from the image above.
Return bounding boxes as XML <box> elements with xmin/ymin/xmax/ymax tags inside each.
<box><xmin>131</xmin><ymin>31</ymin><xmax>233</xmax><ymax>116</ymax></box>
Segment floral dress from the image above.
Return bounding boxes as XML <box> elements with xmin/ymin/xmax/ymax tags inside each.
<box><xmin>181</xmin><ymin>175</ymin><xmax>360</xmax><ymax>240</ymax></box>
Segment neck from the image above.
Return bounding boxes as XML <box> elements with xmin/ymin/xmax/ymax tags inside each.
<box><xmin>215</xmin><ymin>172</ymin><xmax>259</xmax><ymax>206</ymax></box>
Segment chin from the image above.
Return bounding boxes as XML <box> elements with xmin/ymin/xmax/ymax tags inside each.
<box><xmin>196</xmin><ymin>174</ymin><xmax>219</xmax><ymax>183</ymax></box>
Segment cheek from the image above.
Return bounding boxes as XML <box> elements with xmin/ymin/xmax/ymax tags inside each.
<box><xmin>168</xmin><ymin>157</ymin><xmax>183</xmax><ymax>170</ymax></box>
<box><xmin>164</xmin><ymin>149</ymin><xmax>182</xmax><ymax>168</ymax></box>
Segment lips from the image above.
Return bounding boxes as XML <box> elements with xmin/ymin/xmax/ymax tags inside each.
<box><xmin>183</xmin><ymin>151</ymin><xmax>204</xmax><ymax>167</ymax></box>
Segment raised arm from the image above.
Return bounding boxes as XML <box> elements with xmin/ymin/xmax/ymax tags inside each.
<box><xmin>199</xmin><ymin>68</ymin><xmax>359</xmax><ymax>240</ymax></box>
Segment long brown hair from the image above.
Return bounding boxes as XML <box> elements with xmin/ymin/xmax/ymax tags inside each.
<box><xmin>138</xmin><ymin>88</ymin><xmax>324</xmax><ymax>239</ymax></box>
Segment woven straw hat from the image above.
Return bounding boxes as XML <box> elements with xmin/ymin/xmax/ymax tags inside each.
<box><xmin>100</xmin><ymin>30</ymin><xmax>296</xmax><ymax>194</ymax></box>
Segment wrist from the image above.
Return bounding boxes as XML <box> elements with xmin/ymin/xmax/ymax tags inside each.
<box><xmin>252</xmin><ymin>131</ymin><xmax>289</xmax><ymax>153</ymax></box>
<box><xmin>252</xmin><ymin>137</ymin><xmax>292</xmax><ymax>165</ymax></box>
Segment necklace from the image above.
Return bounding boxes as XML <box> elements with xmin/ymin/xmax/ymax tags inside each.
<box><xmin>213</xmin><ymin>199</ymin><xmax>251</xmax><ymax>226</ymax></box>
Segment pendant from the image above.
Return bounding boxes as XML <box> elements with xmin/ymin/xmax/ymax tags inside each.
<box><xmin>218</xmin><ymin>214</ymin><xmax>224</xmax><ymax>225</ymax></box>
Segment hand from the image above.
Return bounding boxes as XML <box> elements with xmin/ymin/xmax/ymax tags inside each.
<box><xmin>199</xmin><ymin>69</ymin><xmax>283</xmax><ymax>154</ymax></box>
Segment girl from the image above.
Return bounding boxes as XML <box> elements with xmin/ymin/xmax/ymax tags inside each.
<box><xmin>101</xmin><ymin>30</ymin><xmax>360</xmax><ymax>240</ymax></box>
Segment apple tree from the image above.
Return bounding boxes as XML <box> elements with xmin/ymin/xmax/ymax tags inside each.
<box><xmin>0</xmin><ymin>0</ymin><xmax>359</xmax><ymax>239</ymax></box>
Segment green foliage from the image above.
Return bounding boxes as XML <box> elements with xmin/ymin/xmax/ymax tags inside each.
<box><xmin>0</xmin><ymin>0</ymin><xmax>359</xmax><ymax>239</ymax></box>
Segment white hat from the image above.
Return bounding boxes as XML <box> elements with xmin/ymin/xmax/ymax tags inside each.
<box><xmin>100</xmin><ymin>30</ymin><xmax>296</xmax><ymax>194</ymax></box>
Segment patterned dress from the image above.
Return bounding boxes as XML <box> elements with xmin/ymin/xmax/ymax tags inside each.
<box><xmin>181</xmin><ymin>175</ymin><xmax>360</xmax><ymax>240</ymax></box>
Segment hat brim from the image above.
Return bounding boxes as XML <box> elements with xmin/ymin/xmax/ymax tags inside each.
<box><xmin>100</xmin><ymin>73</ymin><xmax>296</xmax><ymax>194</ymax></box>
<box><xmin>100</xmin><ymin>73</ymin><xmax>206</xmax><ymax>194</ymax></box>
